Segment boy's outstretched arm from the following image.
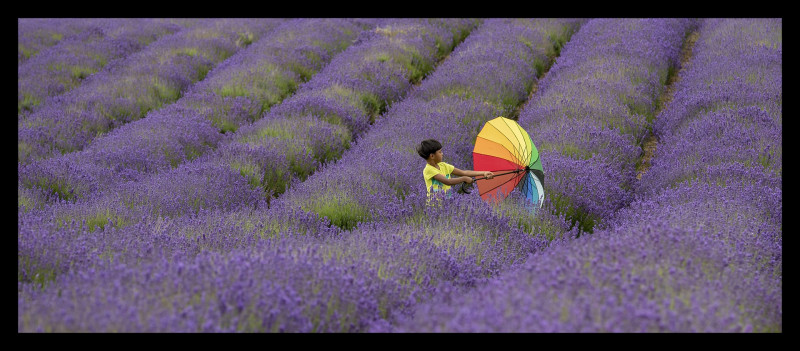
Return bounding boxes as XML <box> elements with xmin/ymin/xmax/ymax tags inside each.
<box><xmin>433</xmin><ymin>173</ymin><xmax>473</xmax><ymax>186</ymax></box>
<box><xmin>452</xmin><ymin>167</ymin><xmax>494</xmax><ymax>179</ymax></box>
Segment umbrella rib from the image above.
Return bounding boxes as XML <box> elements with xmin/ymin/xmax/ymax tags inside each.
<box><xmin>522</xmin><ymin>171</ymin><xmax>530</xmax><ymax>198</ymax></box>
<box><xmin>488</xmin><ymin>121</ymin><xmax>526</xmax><ymax>168</ymax></box>
<box><xmin>501</xmin><ymin>117</ymin><xmax>530</xmax><ymax>165</ymax></box>
<box><xmin>518</xmin><ymin>126</ymin><xmax>539</xmax><ymax>169</ymax></box>
<box><xmin>501</xmin><ymin>117</ymin><xmax>531</xmax><ymax>168</ymax></box>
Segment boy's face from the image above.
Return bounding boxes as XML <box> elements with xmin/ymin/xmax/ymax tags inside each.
<box><xmin>429</xmin><ymin>149</ymin><xmax>443</xmax><ymax>163</ymax></box>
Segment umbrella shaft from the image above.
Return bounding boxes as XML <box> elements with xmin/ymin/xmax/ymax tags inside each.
<box><xmin>474</xmin><ymin>169</ymin><xmax>524</xmax><ymax>181</ymax></box>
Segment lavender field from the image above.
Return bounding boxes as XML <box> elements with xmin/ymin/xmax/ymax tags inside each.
<box><xmin>18</xmin><ymin>18</ymin><xmax>781</xmax><ymax>333</ymax></box>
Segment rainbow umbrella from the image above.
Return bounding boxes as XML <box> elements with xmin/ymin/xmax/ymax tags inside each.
<box><xmin>471</xmin><ymin>116</ymin><xmax>544</xmax><ymax>208</ymax></box>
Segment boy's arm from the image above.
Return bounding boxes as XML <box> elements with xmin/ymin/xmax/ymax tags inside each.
<box><xmin>452</xmin><ymin>167</ymin><xmax>493</xmax><ymax>178</ymax></box>
<box><xmin>433</xmin><ymin>173</ymin><xmax>472</xmax><ymax>186</ymax></box>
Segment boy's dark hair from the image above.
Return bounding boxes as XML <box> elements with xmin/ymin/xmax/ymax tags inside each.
<box><xmin>416</xmin><ymin>139</ymin><xmax>442</xmax><ymax>160</ymax></box>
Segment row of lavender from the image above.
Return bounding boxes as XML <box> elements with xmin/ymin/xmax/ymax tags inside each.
<box><xmin>18</xmin><ymin>18</ymin><xmax>139</xmax><ymax>65</ymax></box>
<box><xmin>257</xmin><ymin>18</ymin><xmax>586</xmax><ymax>323</ymax></box>
<box><xmin>17</xmin><ymin>18</ymin><xmax>578</xmax><ymax>332</ymax></box>
<box><xmin>18</xmin><ymin>18</ymin><xmax>370</xmax><ymax>211</ymax></box>
<box><xmin>276</xmin><ymin>18</ymin><xmax>585</xmax><ymax>233</ymax></box>
<box><xmin>18</xmin><ymin>19</ymin><xmax>190</xmax><ymax>117</ymax></box>
<box><xmin>17</xmin><ymin>18</ymin><xmax>380</xmax><ymax>282</ymax></box>
<box><xmin>360</xmin><ymin>17</ymin><xmax>695</xmax><ymax>331</ymax></box>
<box><xmin>512</xmin><ymin>18</ymin><xmax>697</xmax><ymax>233</ymax></box>
<box><xmin>256</xmin><ymin>21</ymin><xmax>593</xmax><ymax>322</ymax></box>
<box><xmin>17</xmin><ymin>19</ymin><xmax>474</xmax><ymax>238</ymax></box>
<box><xmin>617</xmin><ymin>17</ymin><xmax>782</xmax><ymax>329</ymax></box>
<box><xmin>384</xmin><ymin>18</ymin><xmax>782</xmax><ymax>332</ymax></box>
<box><xmin>17</xmin><ymin>18</ymin><xmax>477</xmax><ymax>275</ymax></box>
<box><xmin>207</xmin><ymin>18</ymin><xmax>478</xmax><ymax>201</ymax></box>
<box><xmin>18</xmin><ymin>19</ymin><xmax>285</xmax><ymax>164</ymax></box>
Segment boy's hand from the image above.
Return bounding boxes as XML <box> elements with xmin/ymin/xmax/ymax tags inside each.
<box><xmin>483</xmin><ymin>171</ymin><xmax>494</xmax><ymax>179</ymax></box>
<box><xmin>462</xmin><ymin>176</ymin><xmax>474</xmax><ymax>184</ymax></box>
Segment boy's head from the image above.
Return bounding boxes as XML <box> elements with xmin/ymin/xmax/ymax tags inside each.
<box><xmin>417</xmin><ymin>139</ymin><xmax>442</xmax><ymax>161</ymax></box>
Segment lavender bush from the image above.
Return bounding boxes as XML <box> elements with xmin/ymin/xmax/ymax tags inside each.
<box><xmin>181</xmin><ymin>18</ymin><xmax>372</xmax><ymax>132</ymax></box>
<box><xmin>652</xmin><ymin>18</ymin><xmax>781</xmax><ymax>138</ymax></box>
<box><xmin>19</xmin><ymin>241</ymin><xmax>411</xmax><ymax>332</ymax></box>
<box><xmin>18</xmin><ymin>179</ymin><xmax>570</xmax><ymax>332</ymax></box>
<box><xmin>637</xmin><ymin>106</ymin><xmax>781</xmax><ymax>198</ymax></box>
<box><xmin>607</xmin><ymin>180</ymin><xmax>781</xmax><ymax>277</ymax></box>
<box><xmin>412</xmin><ymin>18</ymin><xmax>583</xmax><ymax>116</ymax></box>
<box><xmin>18</xmin><ymin>200</ymin><xmax>336</xmax><ymax>289</ymax></box>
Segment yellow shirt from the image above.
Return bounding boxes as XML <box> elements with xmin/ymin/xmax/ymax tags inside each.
<box><xmin>423</xmin><ymin>162</ymin><xmax>455</xmax><ymax>195</ymax></box>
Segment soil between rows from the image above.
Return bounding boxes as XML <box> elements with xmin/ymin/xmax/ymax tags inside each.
<box><xmin>636</xmin><ymin>30</ymin><xmax>700</xmax><ymax>180</ymax></box>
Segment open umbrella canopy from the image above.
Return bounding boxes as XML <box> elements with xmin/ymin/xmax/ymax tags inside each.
<box><xmin>473</xmin><ymin>116</ymin><xmax>544</xmax><ymax>208</ymax></box>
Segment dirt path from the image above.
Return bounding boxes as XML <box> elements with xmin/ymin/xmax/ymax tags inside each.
<box><xmin>510</xmin><ymin>80</ymin><xmax>539</xmax><ymax>121</ymax></box>
<box><xmin>510</xmin><ymin>55</ymin><xmax>557</xmax><ymax>121</ymax></box>
<box><xmin>636</xmin><ymin>30</ymin><xmax>699</xmax><ymax>180</ymax></box>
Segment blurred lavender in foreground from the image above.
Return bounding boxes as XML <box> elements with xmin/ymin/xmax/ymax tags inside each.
<box><xmin>384</xmin><ymin>217</ymin><xmax>778</xmax><ymax>332</ymax></box>
<box><xmin>18</xmin><ymin>180</ymin><xmax>570</xmax><ymax>332</ymax></box>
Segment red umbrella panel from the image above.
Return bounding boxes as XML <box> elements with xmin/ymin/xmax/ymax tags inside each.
<box><xmin>472</xmin><ymin>152</ymin><xmax>526</xmax><ymax>204</ymax></box>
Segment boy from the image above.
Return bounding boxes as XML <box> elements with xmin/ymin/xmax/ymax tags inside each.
<box><xmin>416</xmin><ymin>139</ymin><xmax>493</xmax><ymax>198</ymax></box>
